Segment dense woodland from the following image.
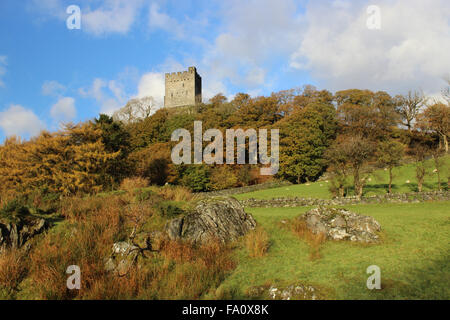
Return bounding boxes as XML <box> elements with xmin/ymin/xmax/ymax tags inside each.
<box><xmin>0</xmin><ymin>85</ymin><xmax>449</xmax><ymax>202</ymax></box>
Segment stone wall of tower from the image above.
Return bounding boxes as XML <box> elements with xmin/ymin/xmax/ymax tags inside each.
<box><xmin>164</xmin><ymin>67</ymin><xmax>202</xmax><ymax>108</ymax></box>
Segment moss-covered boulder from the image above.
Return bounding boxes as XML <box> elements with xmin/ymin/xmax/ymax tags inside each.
<box><xmin>165</xmin><ymin>197</ymin><xmax>256</xmax><ymax>244</ymax></box>
<box><xmin>298</xmin><ymin>207</ymin><xmax>381</xmax><ymax>243</ymax></box>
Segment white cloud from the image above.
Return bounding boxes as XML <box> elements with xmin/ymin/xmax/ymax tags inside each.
<box><xmin>79</xmin><ymin>78</ymin><xmax>125</xmax><ymax>115</ymax></box>
<box><xmin>289</xmin><ymin>0</ymin><xmax>450</xmax><ymax>95</ymax></box>
<box><xmin>168</xmin><ymin>0</ymin><xmax>449</xmax><ymax>99</ymax></box>
<box><xmin>50</xmin><ymin>97</ymin><xmax>76</xmax><ymax>121</ymax></box>
<box><xmin>42</xmin><ymin>80</ymin><xmax>66</xmax><ymax>96</ymax></box>
<box><xmin>149</xmin><ymin>3</ymin><xmax>184</xmax><ymax>37</ymax></box>
<box><xmin>0</xmin><ymin>56</ymin><xmax>7</xmax><ymax>88</ymax></box>
<box><xmin>83</xmin><ymin>0</ymin><xmax>144</xmax><ymax>35</ymax></box>
<box><xmin>188</xmin><ymin>0</ymin><xmax>303</xmax><ymax>98</ymax></box>
<box><xmin>136</xmin><ymin>72</ymin><xmax>165</xmax><ymax>107</ymax></box>
<box><xmin>108</xmin><ymin>80</ymin><xmax>126</xmax><ymax>102</ymax></box>
<box><xmin>0</xmin><ymin>104</ymin><xmax>46</xmax><ymax>138</ymax></box>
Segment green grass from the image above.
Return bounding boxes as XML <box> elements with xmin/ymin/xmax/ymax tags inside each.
<box><xmin>219</xmin><ymin>201</ymin><xmax>450</xmax><ymax>299</ymax></box>
<box><xmin>234</xmin><ymin>181</ymin><xmax>333</xmax><ymax>200</ymax></box>
<box><xmin>235</xmin><ymin>156</ymin><xmax>450</xmax><ymax>200</ymax></box>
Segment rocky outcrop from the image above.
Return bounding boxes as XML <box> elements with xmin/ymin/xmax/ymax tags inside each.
<box><xmin>0</xmin><ymin>216</ymin><xmax>48</xmax><ymax>253</ymax></box>
<box><xmin>247</xmin><ymin>283</ymin><xmax>319</xmax><ymax>300</ymax></box>
<box><xmin>298</xmin><ymin>207</ymin><xmax>381</xmax><ymax>243</ymax></box>
<box><xmin>104</xmin><ymin>241</ymin><xmax>140</xmax><ymax>276</ymax></box>
<box><xmin>105</xmin><ymin>231</ymin><xmax>164</xmax><ymax>276</ymax></box>
<box><xmin>165</xmin><ymin>197</ymin><xmax>256</xmax><ymax>244</ymax></box>
<box><xmin>105</xmin><ymin>197</ymin><xmax>256</xmax><ymax>275</ymax></box>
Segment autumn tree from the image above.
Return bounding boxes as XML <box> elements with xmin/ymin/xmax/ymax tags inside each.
<box><xmin>376</xmin><ymin>140</ymin><xmax>405</xmax><ymax>193</ymax></box>
<box><xmin>127</xmin><ymin>108</ymin><xmax>170</xmax><ymax>149</ymax></box>
<box><xmin>129</xmin><ymin>142</ymin><xmax>176</xmax><ymax>185</ymax></box>
<box><xmin>208</xmin><ymin>93</ymin><xmax>227</xmax><ymax>105</ymax></box>
<box><xmin>324</xmin><ymin>142</ymin><xmax>351</xmax><ymax>197</ymax></box>
<box><xmin>418</xmin><ymin>103</ymin><xmax>450</xmax><ymax>153</ymax></box>
<box><xmin>0</xmin><ymin>124</ymin><xmax>119</xmax><ymax>197</ymax></box>
<box><xmin>94</xmin><ymin>114</ymin><xmax>132</xmax><ymax>186</ymax></box>
<box><xmin>430</xmin><ymin>145</ymin><xmax>445</xmax><ymax>191</ymax></box>
<box><xmin>407</xmin><ymin>132</ymin><xmax>433</xmax><ymax>192</ymax></box>
<box><xmin>335</xmin><ymin>89</ymin><xmax>397</xmax><ymax>139</ymax></box>
<box><xmin>113</xmin><ymin>96</ymin><xmax>155</xmax><ymax>123</ymax></box>
<box><xmin>325</xmin><ymin>135</ymin><xmax>375</xmax><ymax>198</ymax></box>
<box><xmin>228</xmin><ymin>96</ymin><xmax>281</xmax><ymax>128</ymax></box>
<box><xmin>210</xmin><ymin>166</ymin><xmax>238</xmax><ymax>190</ymax></box>
<box><xmin>278</xmin><ymin>100</ymin><xmax>337</xmax><ymax>183</ymax></box>
<box><xmin>394</xmin><ymin>91</ymin><xmax>427</xmax><ymax>131</ymax></box>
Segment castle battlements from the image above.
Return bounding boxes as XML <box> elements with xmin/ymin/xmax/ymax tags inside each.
<box><xmin>165</xmin><ymin>67</ymin><xmax>198</xmax><ymax>79</ymax></box>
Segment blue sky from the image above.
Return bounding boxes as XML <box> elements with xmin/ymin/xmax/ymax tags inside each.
<box><xmin>0</xmin><ymin>0</ymin><xmax>449</xmax><ymax>141</ymax></box>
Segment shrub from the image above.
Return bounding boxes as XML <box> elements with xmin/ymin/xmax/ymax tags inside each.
<box><xmin>158</xmin><ymin>186</ymin><xmax>193</xmax><ymax>202</ymax></box>
<box><xmin>179</xmin><ymin>165</ymin><xmax>211</xmax><ymax>192</ymax></box>
<box><xmin>0</xmin><ymin>249</ymin><xmax>28</xmax><ymax>291</ymax></box>
<box><xmin>60</xmin><ymin>196</ymin><xmax>107</xmax><ymax>221</ymax></box>
<box><xmin>291</xmin><ymin>219</ymin><xmax>326</xmax><ymax>260</ymax></box>
<box><xmin>134</xmin><ymin>188</ymin><xmax>159</xmax><ymax>203</ymax></box>
<box><xmin>210</xmin><ymin>166</ymin><xmax>238</xmax><ymax>190</ymax></box>
<box><xmin>0</xmin><ymin>198</ymin><xmax>30</xmax><ymax>222</ymax></box>
<box><xmin>120</xmin><ymin>177</ymin><xmax>149</xmax><ymax>192</ymax></box>
<box><xmin>245</xmin><ymin>227</ymin><xmax>270</xmax><ymax>258</ymax></box>
<box><xmin>154</xmin><ymin>201</ymin><xmax>184</xmax><ymax>218</ymax></box>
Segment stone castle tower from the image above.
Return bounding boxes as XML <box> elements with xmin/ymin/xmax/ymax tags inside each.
<box><xmin>164</xmin><ymin>66</ymin><xmax>202</xmax><ymax>108</ymax></box>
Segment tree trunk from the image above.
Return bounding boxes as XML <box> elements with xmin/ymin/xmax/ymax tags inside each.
<box><xmin>388</xmin><ymin>167</ymin><xmax>393</xmax><ymax>193</ymax></box>
<box><xmin>416</xmin><ymin>162</ymin><xmax>426</xmax><ymax>192</ymax></box>
<box><xmin>358</xmin><ymin>184</ymin><xmax>364</xmax><ymax>198</ymax></box>
<box><xmin>433</xmin><ymin>155</ymin><xmax>442</xmax><ymax>191</ymax></box>
<box><xmin>339</xmin><ymin>186</ymin><xmax>345</xmax><ymax>197</ymax></box>
<box><xmin>437</xmin><ymin>170</ymin><xmax>442</xmax><ymax>191</ymax></box>
<box><xmin>354</xmin><ymin>169</ymin><xmax>362</xmax><ymax>198</ymax></box>
<box><xmin>418</xmin><ymin>179</ymin><xmax>423</xmax><ymax>192</ymax></box>
<box><xmin>444</xmin><ymin>135</ymin><xmax>449</xmax><ymax>153</ymax></box>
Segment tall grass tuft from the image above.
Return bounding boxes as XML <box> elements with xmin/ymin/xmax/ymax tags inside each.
<box><xmin>0</xmin><ymin>249</ymin><xmax>28</xmax><ymax>291</ymax></box>
<box><xmin>120</xmin><ymin>177</ymin><xmax>149</xmax><ymax>192</ymax></box>
<box><xmin>245</xmin><ymin>227</ymin><xmax>270</xmax><ymax>258</ymax></box>
<box><xmin>158</xmin><ymin>186</ymin><xmax>193</xmax><ymax>202</ymax></box>
<box><xmin>291</xmin><ymin>219</ymin><xmax>326</xmax><ymax>260</ymax></box>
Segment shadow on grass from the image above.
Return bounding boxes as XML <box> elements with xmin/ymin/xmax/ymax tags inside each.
<box><xmin>342</xmin><ymin>253</ymin><xmax>450</xmax><ymax>300</ymax></box>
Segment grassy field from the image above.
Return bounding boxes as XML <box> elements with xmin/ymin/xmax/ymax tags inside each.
<box><xmin>235</xmin><ymin>156</ymin><xmax>450</xmax><ymax>200</ymax></box>
<box><xmin>218</xmin><ymin>201</ymin><xmax>450</xmax><ymax>300</ymax></box>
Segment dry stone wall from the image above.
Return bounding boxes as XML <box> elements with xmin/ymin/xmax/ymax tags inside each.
<box><xmin>240</xmin><ymin>191</ymin><xmax>450</xmax><ymax>207</ymax></box>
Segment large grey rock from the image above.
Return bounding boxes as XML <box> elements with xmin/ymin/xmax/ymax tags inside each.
<box><xmin>0</xmin><ymin>216</ymin><xmax>48</xmax><ymax>253</ymax></box>
<box><xmin>104</xmin><ymin>241</ymin><xmax>140</xmax><ymax>276</ymax></box>
<box><xmin>165</xmin><ymin>197</ymin><xmax>256</xmax><ymax>244</ymax></box>
<box><xmin>299</xmin><ymin>207</ymin><xmax>381</xmax><ymax>243</ymax></box>
<box><xmin>247</xmin><ymin>283</ymin><xmax>319</xmax><ymax>300</ymax></box>
<box><xmin>105</xmin><ymin>231</ymin><xmax>164</xmax><ymax>276</ymax></box>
